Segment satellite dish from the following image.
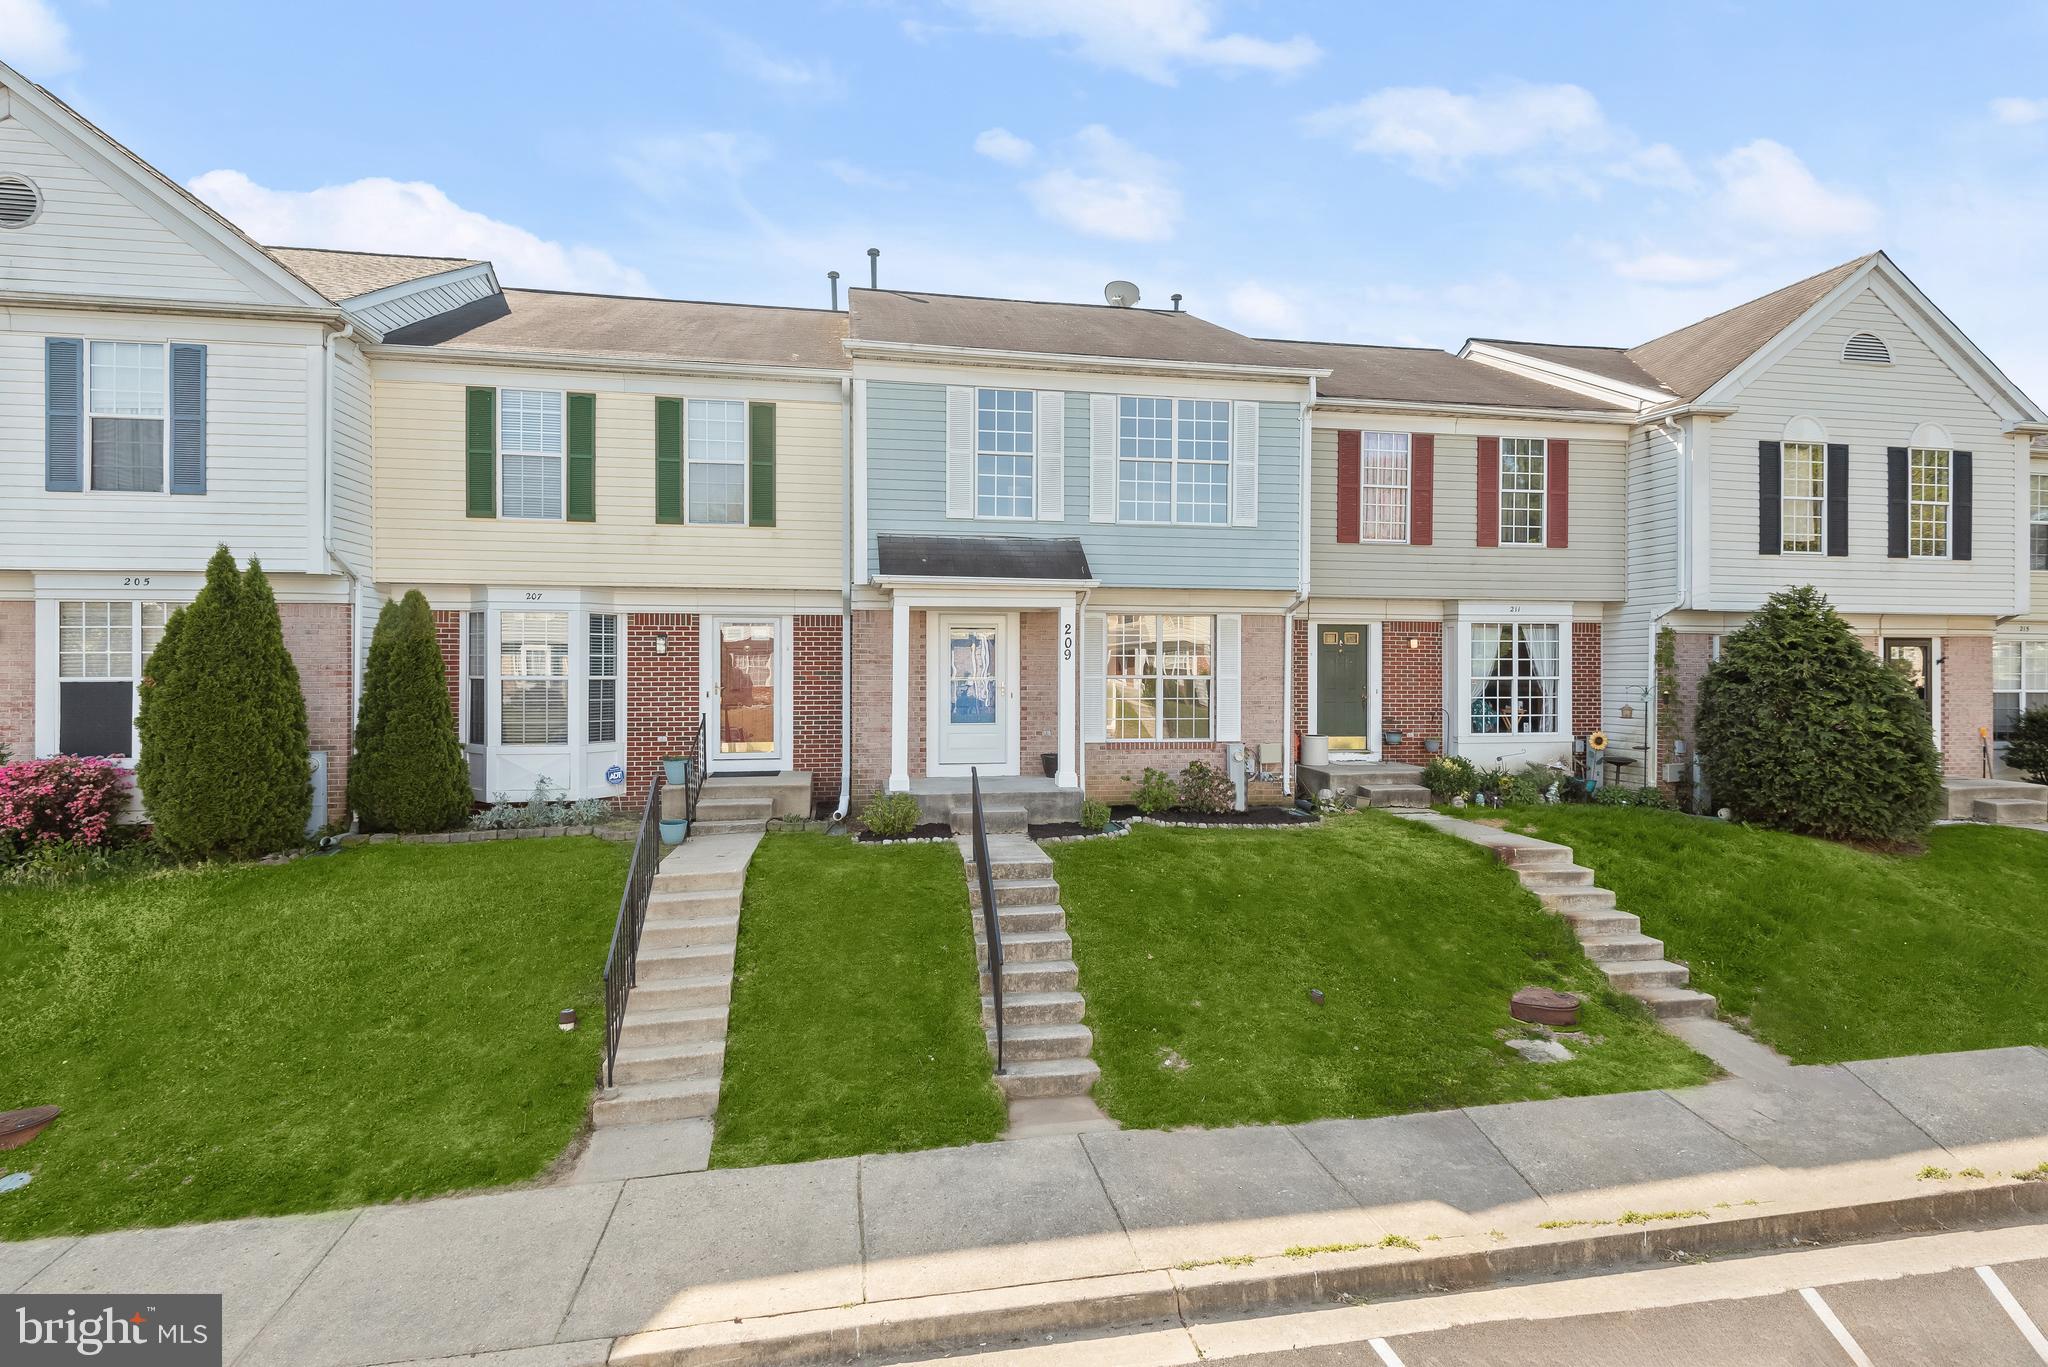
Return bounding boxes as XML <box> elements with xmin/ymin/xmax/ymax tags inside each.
<box><xmin>1103</xmin><ymin>280</ymin><xmax>1140</xmax><ymax>308</ymax></box>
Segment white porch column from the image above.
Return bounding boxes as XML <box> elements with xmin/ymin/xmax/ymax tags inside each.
<box><xmin>889</xmin><ymin>594</ymin><xmax>911</xmax><ymax>791</ymax></box>
<box><xmin>1056</xmin><ymin>598</ymin><xmax>1078</xmax><ymax>788</ymax></box>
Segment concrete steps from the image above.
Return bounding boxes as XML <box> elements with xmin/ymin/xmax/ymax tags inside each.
<box><xmin>592</xmin><ymin>1075</ymin><xmax>718</xmax><ymax>1127</ymax></box>
<box><xmin>967</xmin><ymin>877</ymin><xmax>1062</xmax><ymax>908</ymax></box>
<box><xmin>1579</xmin><ymin>931</ymin><xmax>1666</xmax><ymax>963</ymax></box>
<box><xmin>1975</xmin><ymin>795</ymin><xmax>2048</xmax><ymax>824</ymax></box>
<box><xmin>664</xmin><ymin>771</ymin><xmax>812</xmax><ymax>822</ymax></box>
<box><xmin>953</xmin><ymin>804</ymin><xmax>1028</xmax><ymax>834</ymax></box>
<box><xmin>1356</xmin><ymin>783</ymin><xmax>1432</xmax><ymax>809</ymax></box>
<box><xmin>993</xmin><ymin>1057</ymin><xmax>1102</xmax><ymax>1099</ymax></box>
<box><xmin>990</xmin><ymin>1021</ymin><xmax>1094</xmax><ymax>1061</ymax></box>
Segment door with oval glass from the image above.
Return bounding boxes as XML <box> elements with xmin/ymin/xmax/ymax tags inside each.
<box><xmin>933</xmin><ymin>613</ymin><xmax>1017</xmax><ymax>774</ymax></box>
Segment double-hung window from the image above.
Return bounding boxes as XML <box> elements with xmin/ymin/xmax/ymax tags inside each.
<box><xmin>465</xmin><ymin>613</ymin><xmax>485</xmax><ymax>746</ymax></box>
<box><xmin>499</xmin><ymin>612</ymin><xmax>568</xmax><ymax>745</ymax></box>
<box><xmin>1360</xmin><ymin>432</ymin><xmax>1411</xmax><ymax>543</ymax></box>
<box><xmin>1499</xmin><ymin>437</ymin><xmax>1546</xmax><ymax>545</ymax></box>
<box><xmin>975</xmin><ymin>388</ymin><xmax>1034</xmax><ymax>518</ymax></box>
<box><xmin>56</xmin><ymin>599</ymin><xmax>169</xmax><ymax>756</ymax></box>
<box><xmin>1105</xmin><ymin>613</ymin><xmax>1214</xmax><ymax>740</ymax></box>
<box><xmin>1995</xmin><ymin>640</ymin><xmax>2048</xmax><ymax>742</ymax></box>
<box><xmin>87</xmin><ymin>342</ymin><xmax>167</xmax><ymax>492</ymax></box>
<box><xmin>1908</xmin><ymin>447</ymin><xmax>1951</xmax><ymax>558</ymax></box>
<box><xmin>499</xmin><ymin>389</ymin><xmax>564</xmax><ymax>520</ymax></box>
<box><xmin>1117</xmin><ymin>397</ymin><xmax>1229</xmax><ymax>524</ymax></box>
<box><xmin>2030</xmin><ymin>474</ymin><xmax>2048</xmax><ymax>572</ymax></box>
<box><xmin>1470</xmin><ymin>622</ymin><xmax>1560</xmax><ymax>735</ymax></box>
<box><xmin>686</xmin><ymin>399</ymin><xmax>747</xmax><ymax>525</ymax></box>
<box><xmin>587</xmin><ymin>614</ymin><xmax>618</xmax><ymax>744</ymax></box>
<box><xmin>1781</xmin><ymin>441</ymin><xmax>1826</xmax><ymax>554</ymax></box>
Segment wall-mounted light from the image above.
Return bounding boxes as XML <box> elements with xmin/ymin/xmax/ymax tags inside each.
<box><xmin>1407</xmin><ymin>636</ymin><xmax>1420</xmax><ymax>651</ymax></box>
<box><xmin>653</xmin><ymin>632</ymin><xmax>669</xmax><ymax>656</ymax></box>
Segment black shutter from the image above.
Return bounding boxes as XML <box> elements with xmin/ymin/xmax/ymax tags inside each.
<box><xmin>1825</xmin><ymin>443</ymin><xmax>1849</xmax><ymax>556</ymax></box>
<box><xmin>1886</xmin><ymin>447</ymin><xmax>1909</xmax><ymax>558</ymax></box>
<box><xmin>1953</xmin><ymin>450</ymin><xmax>1973</xmax><ymax>560</ymax></box>
<box><xmin>1758</xmin><ymin>441</ymin><xmax>1782</xmax><ymax>555</ymax></box>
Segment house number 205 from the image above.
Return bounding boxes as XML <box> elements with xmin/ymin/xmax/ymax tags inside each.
<box><xmin>1061</xmin><ymin>621</ymin><xmax>1074</xmax><ymax>662</ymax></box>
<box><xmin>123</xmin><ymin>576</ymin><xmax>152</xmax><ymax>588</ymax></box>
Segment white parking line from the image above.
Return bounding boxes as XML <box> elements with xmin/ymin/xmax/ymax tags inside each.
<box><xmin>1979</xmin><ymin>1266</ymin><xmax>2048</xmax><ymax>1361</ymax></box>
<box><xmin>1368</xmin><ymin>1338</ymin><xmax>1406</xmax><ymax>1367</ymax></box>
<box><xmin>1800</xmin><ymin>1287</ymin><xmax>1876</xmax><ymax>1367</ymax></box>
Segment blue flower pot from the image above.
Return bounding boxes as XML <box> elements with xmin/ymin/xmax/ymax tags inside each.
<box><xmin>662</xmin><ymin>757</ymin><xmax>693</xmax><ymax>785</ymax></box>
<box><xmin>659</xmin><ymin>818</ymin><xmax>688</xmax><ymax>844</ymax></box>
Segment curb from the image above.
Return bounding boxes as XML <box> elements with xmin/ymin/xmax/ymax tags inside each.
<box><xmin>605</xmin><ymin>1179</ymin><xmax>2048</xmax><ymax>1366</ymax></box>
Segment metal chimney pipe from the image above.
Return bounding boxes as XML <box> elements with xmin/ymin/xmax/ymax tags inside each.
<box><xmin>828</xmin><ymin>270</ymin><xmax>840</xmax><ymax>310</ymax></box>
<box><xmin>1171</xmin><ymin>293</ymin><xmax>1183</xmax><ymax>312</ymax></box>
<box><xmin>867</xmin><ymin>247</ymin><xmax>880</xmax><ymax>288</ymax></box>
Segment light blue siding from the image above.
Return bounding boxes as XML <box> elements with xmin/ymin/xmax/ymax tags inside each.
<box><xmin>866</xmin><ymin>380</ymin><xmax>1301</xmax><ymax>590</ymax></box>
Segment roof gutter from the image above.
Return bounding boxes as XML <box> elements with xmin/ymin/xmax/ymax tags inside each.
<box><xmin>364</xmin><ymin>343</ymin><xmax>849</xmax><ymax>383</ymax></box>
<box><xmin>844</xmin><ymin>338</ymin><xmax>1329</xmax><ymax>382</ymax></box>
<box><xmin>0</xmin><ymin>288</ymin><xmax>346</xmax><ymax>326</ymax></box>
<box><xmin>1313</xmin><ymin>394</ymin><xmax>1637</xmax><ymax>424</ymax></box>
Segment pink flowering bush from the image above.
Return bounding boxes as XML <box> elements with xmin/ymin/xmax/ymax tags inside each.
<box><xmin>0</xmin><ymin>755</ymin><xmax>131</xmax><ymax>852</ymax></box>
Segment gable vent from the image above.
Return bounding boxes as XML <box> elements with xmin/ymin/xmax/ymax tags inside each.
<box><xmin>1843</xmin><ymin>331</ymin><xmax>1891</xmax><ymax>365</ymax></box>
<box><xmin>0</xmin><ymin>175</ymin><xmax>40</xmax><ymax>228</ymax></box>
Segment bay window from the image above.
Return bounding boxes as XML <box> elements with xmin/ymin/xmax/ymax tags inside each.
<box><xmin>1118</xmin><ymin>397</ymin><xmax>1229</xmax><ymax>524</ymax></box>
<box><xmin>1106</xmin><ymin>613</ymin><xmax>1213</xmax><ymax>740</ymax></box>
<box><xmin>499</xmin><ymin>389</ymin><xmax>564</xmax><ymax>520</ymax></box>
<box><xmin>975</xmin><ymin>388</ymin><xmax>1035</xmax><ymax>518</ymax></box>
<box><xmin>1499</xmin><ymin>437</ymin><xmax>1546</xmax><ymax>545</ymax></box>
<box><xmin>1470</xmin><ymin>622</ymin><xmax>1560</xmax><ymax>735</ymax></box>
<box><xmin>499</xmin><ymin>611</ymin><xmax>568</xmax><ymax>745</ymax></box>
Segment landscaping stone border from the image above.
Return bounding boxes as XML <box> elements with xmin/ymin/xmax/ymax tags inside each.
<box><xmin>341</xmin><ymin>825</ymin><xmax>636</xmax><ymax>846</ymax></box>
<box><xmin>1126</xmin><ymin>812</ymin><xmax>1322</xmax><ymax>832</ymax></box>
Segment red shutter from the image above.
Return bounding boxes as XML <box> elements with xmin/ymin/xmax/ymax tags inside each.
<box><xmin>1410</xmin><ymin>434</ymin><xmax>1434</xmax><ymax>546</ymax></box>
<box><xmin>1336</xmin><ymin>429</ymin><xmax>1361</xmax><ymax>543</ymax></box>
<box><xmin>1547</xmin><ymin>439</ymin><xmax>1569</xmax><ymax>548</ymax></box>
<box><xmin>1476</xmin><ymin>436</ymin><xmax>1500</xmax><ymax>548</ymax></box>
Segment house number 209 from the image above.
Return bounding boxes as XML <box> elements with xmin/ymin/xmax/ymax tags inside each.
<box><xmin>1061</xmin><ymin>621</ymin><xmax>1074</xmax><ymax>662</ymax></box>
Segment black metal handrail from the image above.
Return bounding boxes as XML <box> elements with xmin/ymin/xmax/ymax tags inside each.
<box><xmin>971</xmin><ymin>767</ymin><xmax>1006</xmax><ymax>1075</ymax></box>
<box><xmin>600</xmin><ymin>772</ymin><xmax>664</xmax><ymax>1090</ymax></box>
<box><xmin>686</xmin><ymin>712</ymin><xmax>708</xmax><ymax>826</ymax></box>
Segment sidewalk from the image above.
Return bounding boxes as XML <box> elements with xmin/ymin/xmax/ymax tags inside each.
<box><xmin>5</xmin><ymin>1047</ymin><xmax>2048</xmax><ymax>1367</ymax></box>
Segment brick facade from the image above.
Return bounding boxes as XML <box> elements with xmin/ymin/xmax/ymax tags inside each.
<box><xmin>850</xmin><ymin>609</ymin><xmax>892</xmax><ymax>799</ymax></box>
<box><xmin>1571</xmin><ymin>620</ymin><xmax>1602</xmax><ymax>740</ymax></box>
<box><xmin>625</xmin><ymin>613</ymin><xmax>699</xmax><ymax>799</ymax></box>
<box><xmin>433</xmin><ymin>609</ymin><xmax>463</xmax><ymax>732</ymax></box>
<box><xmin>1379</xmin><ymin>621</ymin><xmax>1446</xmax><ymax>764</ymax></box>
<box><xmin>277</xmin><ymin>601</ymin><xmax>353</xmax><ymax>825</ymax></box>
<box><xmin>1017</xmin><ymin>609</ymin><xmax>1061</xmax><ymax>778</ymax></box>
<box><xmin>1086</xmin><ymin>613</ymin><xmax>1287</xmax><ymax>805</ymax></box>
<box><xmin>1938</xmin><ymin>634</ymin><xmax>1993</xmax><ymax>778</ymax></box>
<box><xmin>1290</xmin><ymin>617</ymin><xmax>1309</xmax><ymax>761</ymax></box>
<box><xmin>792</xmin><ymin>614</ymin><xmax>845</xmax><ymax>812</ymax></box>
<box><xmin>0</xmin><ymin>599</ymin><xmax>33</xmax><ymax>763</ymax></box>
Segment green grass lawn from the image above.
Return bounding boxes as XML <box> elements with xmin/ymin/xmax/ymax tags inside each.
<box><xmin>1046</xmin><ymin>812</ymin><xmax>1713</xmax><ymax>1130</ymax></box>
<box><xmin>709</xmin><ymin>833</ymin><xmax>1005</xmax><ymax>1168</ymax></box>
<box><xmin>1502</xmin><ymin>807</ymin><xmax>2048</xmax><ymax>1064</ymax></box>
<box><xmin>0</xmin><ymin>839</ymin><xmax>629</xmax><ymax>1241</ymax></box>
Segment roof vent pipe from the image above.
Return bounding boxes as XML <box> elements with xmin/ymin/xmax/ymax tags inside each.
<box><xmin>1171</xmin><ymin>293</ymin><xmax>1183</xmax><ymax>312</ymax></box>
<box><xmin>828</xmin><ymin>270</ymin><xmax>840</xmax><ymax>310</ymax></box>
<box><xmin>867</xmin><ymin>247</ymin><xmax>879</xmax><ymax>288</ymax></box>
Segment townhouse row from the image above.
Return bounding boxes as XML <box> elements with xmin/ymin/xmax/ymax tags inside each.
<box><xmin>5</xmin><ymin>59</ymin><xmax>2046</xmax><ymax>825</ymax></box>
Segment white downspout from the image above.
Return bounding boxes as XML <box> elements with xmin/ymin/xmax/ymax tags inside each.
<box><xmin>1286</xmin><ymin>379</ymin><xmax>1315</xmax><ymax>798</ymax></box>
<box><xmin>834</xmin><ymin>375</ymin><xmax>854</xmax><ymax>821</ymax></box>
<box><xmin>1645</xmin><ymin>416</ymin><xmax>1691</xmax><ymax>787</ymax></box>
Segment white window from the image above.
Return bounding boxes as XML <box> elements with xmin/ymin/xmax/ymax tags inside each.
<box><xmin>1782</xmin><ymin>441</ymin><xmax>1826</xmax><ymax>554</ymax></box>
<box><xmin>588</xmin><ymin>614</ymin><xmax>618</xmax><ymax>744</ymax></box>
<box><xmin>56</xmin><ymin>599</ymin><xmax>170</xmax><ymax>757</ymax></box>
<box><xmin>2031</xmin><ymin>474</ymin><xmax>2047</xmax><ymax>573</ymax></box>
<box><xmin>974</xmin><ymin>388</ymin><xmax>1035</xmax><ymax>518</ymax></box>
<box><xmin>1995</xmin><ymin>640</ymin><xmax>2048</xmax><ymax>742</ymax></box>
<box><xmin>1359</xmin><ymin>432</ymin><xmax>1411</xmax><ymax>543</ymax></box>
<box><xmin>1117</xmin><ymin>397</ymin><xmax>1229</xmax><ymax>524</ymax></box>
<box><xmin>1908</xmin><ymin>447</ymin><xmax>1951</xmax><ymax>558</ymax></box>
<box><xmin>466</xmin><ymin>612</ymin><xmax>485</xmax><ymax>746</ymax></box>
<box><xmin>87</xmin><ymin>341</ymin><xmax>167</xmax><ymax>493</ymax></box>
<box><xmin>686</xmin><ymin>399</ymin><xmax>747</xmax><ymax>525</ymax></box>
<box><xmin>499</xmin><ymin>389</ymin><xmax>563</xmax><ymax>520</ymax></box>
<box><xmin>1499</xmin><ymin>437</ymin><xmax>1546</xmax><ymax>546</ymax></box>
<box><xmin>1105</xmin><ymin>613</ymin><xmax>1213</xmax><ymax>740</ymax></box>
<box><xmin>1470</xmin><ymin>622</ymin><xmax>1560</xmax><ymax>735</ymax></box>
<box><xmin>499</xmin><ymin>611</ymin><xmax>568</xmax><ymax>745</ymax></box>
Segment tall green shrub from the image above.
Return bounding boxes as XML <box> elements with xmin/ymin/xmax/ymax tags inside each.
<box><xmin>1695</xmin><ymin>586</ymin><xmax>1942</xmax><ymax>843</ymax></box>
<box><xmin>137</xmin><ymin>546</ymin><xmax>312</xmax><ymax>858</ymax></box>
<box><xmin>2006</xmin><ymin>707</ymin><xmax>2048</xmax><ymax>785</ymax></box>
<box><xmin>350</xmin><ymin>590</ymin><xmax>472</xmax><ymax>832</ymax></box>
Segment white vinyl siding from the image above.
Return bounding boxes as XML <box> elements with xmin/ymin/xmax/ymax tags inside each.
<box><xmin>499</xmin><ymin>388</ymin><xmax>563</xmax><ymax>521</ymax></box>
<box><xmin>1907</xmin><ymin>447</ymin><xmax>1951</xmax><ymax>559</ymax></box>
<box><xmin>1781</xmin><ymin>440</ymin><xmax>1826</xmax><ymax>554</ymax></box>
<box><xmin>687</xmin><ymin>398</ymin><xmax>747</xmax><ymax>525</ymax></box>
<box><xmin>1499</xmin><ymin>437</ymin><xmax>1546</xmax><ymax>546</ymax></box>
<box><xmin>1117</xmin><ymin>397</ymin><xmax>1229</xmax><ymax>525</ymax></box>
<box><xmin>974</xmin><ymin>388</ymin><xmax>1034</xmax><ymax>519</ymax></box>
<box><xmin>1105</xmin><ymin>613</ymin><xmax>1214</xmax><ymax>741</ymax></box>
<box><xmin>1359</xmin><ymin>432</ymin><xmax>1410</xmax><ymax>543</ymax></box>
<box><xmin>499</xmin><ymin>611</ymin><xmax>568</xmax><ymax>745</ymax></box>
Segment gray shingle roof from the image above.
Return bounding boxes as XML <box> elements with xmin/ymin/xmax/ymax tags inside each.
<box><xmin>1254</xmin><ymin>339</ymin><xmax>1628</xmax><ymax>411</ymax></box>
<box><xmin>1621</xmin><ymin>255</ymin><xmax>1875</xmax><ymax>401</ymax></box>
<box><xmin>264</xmin><ymin>246</ymin><xmax>482</xmax><ymax>303</ymax></box>
<box><xmin>1465</xmin><ymin>340</ymin><xmax>1673</xmax><ymax>397</ymax></box>
<box><xmin>382</xmin><ymin>289</ymin><xmax>850</xmax><ymax>370</ymax></box>
<box><xmin>876</xmin><ymin>534</ymin><xmax>1092</xmax><ymax>581</ymax></box>
<box><xmin>848</xmin><ymin>288</ymin><xmax>1300</xmax><ymax>370</ymax></box>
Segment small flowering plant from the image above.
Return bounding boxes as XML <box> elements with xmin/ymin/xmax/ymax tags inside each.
<box><xmin>0</xmin><ymin>755</ymin><xmax>131</xmax><ymax>851</ymax></box>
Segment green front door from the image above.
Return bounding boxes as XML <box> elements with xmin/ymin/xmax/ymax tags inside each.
<box><xmin>1316</xmin><ymin>624</ymin><xmax>1371</xmax><ymax>752</ymax></box>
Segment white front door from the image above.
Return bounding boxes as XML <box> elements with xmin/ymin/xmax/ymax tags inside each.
<box><xmin>933</xmin><ymin>613</ymin><xmax>1015</xmax><ymax>774</ymax></box>
<box><xmin>702</xmin><ymin>617</ymin><xmax>786</xmax><ymax>772</ymax></box>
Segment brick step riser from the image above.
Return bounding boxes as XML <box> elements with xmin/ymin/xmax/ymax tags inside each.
<box><xmin>614</xmin><ymin>1051</ymin><xmax>724</xmax><ymax>1085</ymax></box>
<box><xmin>621</xmin><ymin>1016</ymin><xmax>728</xmax><ymax>1047</ymax></box>
<box><xmin>995</xmin><ymin>1065</ymin><xmax>1100</xmax><ymax>1100</ymax></box>
<box><xmin>986</xmin><ymin>998</ymin><xmax>1086</xmax><ymax>1028</ymax></box>
<box><xmin>593</xmin><ymin>1089</ymin><xmax>715</xmax><ymax>1127</ymax></box>
<box><xmin>629</xmin><ymin>981</ymin><xmax>730</xmax><ymax>1012</ymax></box>
<box><xmin>637</xmin><ymin>950</ymin><xmax>735</xmax><ymax>980</ymax></box>
<box><xmin>986</xmin><ymin>1030</ymin><xmax>1094</xmax><ymax>1063</ymax></box>
<box><xmin>983</xmin><ymin>966</ymin><xmax>1080</xmax><ymax>995</ymax></box>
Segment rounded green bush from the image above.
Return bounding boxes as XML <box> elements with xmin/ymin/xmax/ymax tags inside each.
<box><xmin>2006</xmin><ymin>706</ymin><xmax>2048</xmax><ymax>785</ymax></box>
<box><xmin>859</xmin><ymin>790</ymin><xmax>922</xmax><ymax>838</ymax></box>
<box><xmin>1079</xmin><ymin>798</ymin><xmax>1111</xmax><ymax>831</ymax></box>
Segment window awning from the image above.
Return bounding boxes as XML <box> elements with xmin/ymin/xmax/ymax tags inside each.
<box><xmin>875</xmin><ymin>534</ymin><xmax>1093</xmax><ymax>584</ymax></box>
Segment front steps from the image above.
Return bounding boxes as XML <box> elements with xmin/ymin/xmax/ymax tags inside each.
<box><xmin>594</xmin><ymin>829</ymin><xmax>761</xmax><ymax>1129</ymax></box>
<box><xmin>1295</xmin><ymin>760</ymin><xmax>1432</xmax><ymax>810</ymax></box>
<box><xmin>958</xmin><ymin>832</ymin><xmax>1102</xmax><ymax>1100</ymax></box>
<box><xmin>662</xmin><ymin>771</ymin><xmax>812</xmax><ymax>829</ymax></box>
<box><xmin>1943</xmin><ymin>776</ymin><xmax>2048</xmax><ymax>826</ymax></box>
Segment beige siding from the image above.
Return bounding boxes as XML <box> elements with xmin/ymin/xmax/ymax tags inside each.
<box><xmin>1309</xmin><ymin>426</ymin><xmax>1626</xmax><ymax>602</ymax></box>
<box><xmin>1709</xmin><ymin>288</ymin><xmax>2019</xmax><ymax>615</ymax></box>
<box><xmin>0</xmin><ymin>116</ymin><xmax>265</xmax><ymax>304</ymax></box>
<box><xmin>329</xmin><ymin>337</ymin><xmax>374</xmax><ymax>568</ymax></box>
<box><xmin>373</xmin><ymin>380</ymin><xmax>843</xmax><ymax>590</ymax></box>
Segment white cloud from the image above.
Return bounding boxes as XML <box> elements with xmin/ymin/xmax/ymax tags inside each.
<box><xmin>1307</xmin><ymin>82</ymin><xmax>1610</xmax><ymax>182</ymax></box>
<box><xmin>714</xmin><ymin>30</ymin><xmax>841</xmax><ymax>94</ymax></box>
<box><xmin>1222</xmin><ymin>281</ymin><xmax>1301</xmax><ymax>333</ymax></box>
<box><xmin>613</xmin><ymin>131</ymin><xmax>771</xmax><ymax>199</ymax></box>
<box><xmin>186</xmin><ymin>170</ymin><xmax>649</xmax><ymax>295</ymax></box>
<box><xmin>821</xmin><ymin>159</ymin><xmax>905</xmax><ymax>190</ymax></box>
<box><xmin>1992</xmin><ymin>97</ymin><xmax>2048</xmax><ymax>126</ymax></box>
<box><xmin>974</xmin><ymin>127</ymin><xmax>1036</xmax><ymax>166</ymax></box>
<box><xmin>1611</xmin><ymin>251</ymin><xmax>1738</xmax><ymax>286</ymax></box>
<box><xmin>1713</xmin><ymin>139</ymin><xmax>1878</xmax><ymax>239</ymax></box>
<box><xmin>0</xmin><ymin>0</ymin><xmax>79</xmax><ymax>73</ymax></box>
<box><xmin>946</xmin><ymin>0</ymin><xmax>1319</xmax><ymax>84</ymax></box>
<box><xmin>1022</xmin><ymin>125</ymin><xmax>1181</xmax><ymax>242</ymax></box>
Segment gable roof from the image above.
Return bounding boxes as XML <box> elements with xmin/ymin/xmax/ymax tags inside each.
<box><xmin>1621</xmin><ymin>254</ymin><xmax>1876</xmax><ymax>401</ymax></box>
<box><xmin>264</xmin><ymin>246</ymin><xmax>482</xmax><ymax>303</ymax></box>
<box><xmin>1462</xmin><ymin>339</ymin><xmax>1673</xmax><ymax>398</ymax></box>
<box><xmin>381</xmin><ymin>288</ymin><xmax>849</xmax><ymax>371</ymax></box>
<box><xmin>847</xmin><ymin>287</ymin><xmax>1299</xmax><ymax>371</ymax></box>
<box><xmin>1261</xmin><ymin>338</ymin><xmax>1630</xmax><ymax>411</ymax></box>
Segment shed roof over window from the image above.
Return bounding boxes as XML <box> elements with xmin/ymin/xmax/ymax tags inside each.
<box><xmin>876</xmin><ymin>534</ymin><xmax>1093</xmax><ymax>582</ymax></box>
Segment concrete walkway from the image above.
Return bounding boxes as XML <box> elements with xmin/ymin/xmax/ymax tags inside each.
<box><xmin>7</xmin><ymin>1046</ymin><xmax>2048</xmax><ymax>1367</ymax></box>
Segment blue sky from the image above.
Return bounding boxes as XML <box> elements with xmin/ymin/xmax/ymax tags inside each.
<box><xmin>8</xmin><ymin>0</ymin><xmax>2047</xmax><ymax>396</ymax></box>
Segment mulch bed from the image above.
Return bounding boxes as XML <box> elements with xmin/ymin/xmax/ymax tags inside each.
<box><xmin>854</xmin><ymin>822</ymin><xmax>953</xmax><ymax>844</ymax></box>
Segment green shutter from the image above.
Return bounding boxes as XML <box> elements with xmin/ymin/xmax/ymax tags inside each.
<box><xmin>748</xmin><ymin>401</ymin><xmax>776</xmax><ymax>528</ymax></box>
<box><xmin>464</xmin><ymin>386</ymin><xmax>495</xmax><ymax>518</ymax></box>
<box><xmin>567</xmin><ymin>392</ymin><xmax>596</xmax><ymax>522</ymax></box>
<box><xmin>655</xmin><ymin>397</ymin><xmax>682</xmax><ymax>525</ymax></box>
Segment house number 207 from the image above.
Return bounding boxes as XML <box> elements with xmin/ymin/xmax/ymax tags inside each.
<box><xmin>1061</xmin><ymin>622</ymin><xmax>1074</xmax><ymax>662</ymax></box>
